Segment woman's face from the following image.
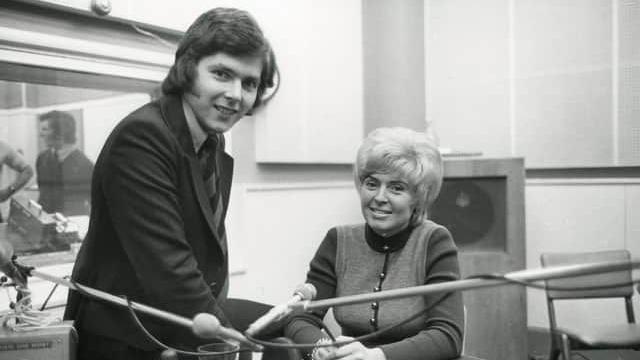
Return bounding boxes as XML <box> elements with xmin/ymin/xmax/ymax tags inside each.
<box><xmin>359</xmin><ymin>172</ymin><xmax>415</xmax><ymax>237</ymax></box>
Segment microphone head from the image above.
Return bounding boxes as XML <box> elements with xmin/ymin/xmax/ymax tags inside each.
<box><xmin>294</xmin><ymin>283</ymin><xmax>317</xmax><ymax>300</ymax></box>
<box><xmin>192</xmin><ymin>313</ymin><xmax>221</xmax><ymax>339</ymax></box>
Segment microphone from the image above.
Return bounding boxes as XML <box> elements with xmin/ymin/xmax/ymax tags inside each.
<box><xmin>246</xmin><ymin>283</ymin><xmax>317</xmax><ymax>336</ymax></box>
<box><xmin>0</xmin><ymin>240</ymin><xmax>28</xmax><ymax>287</ymax></box>
<box><xmin>192</xmin><ymin>313</ymin><xmax>261</xmax><ymax>350</ymax></box>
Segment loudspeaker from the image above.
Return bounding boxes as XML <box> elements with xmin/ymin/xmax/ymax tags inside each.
<box><xmin>430</xmin><ymin>177</ymin><xmax>506</xmax><ymax>251</ymax></box>
<box><xmin>430</xmin><ymin>157</ymin><xmax>526</xmax><ymax>360</ymax></box>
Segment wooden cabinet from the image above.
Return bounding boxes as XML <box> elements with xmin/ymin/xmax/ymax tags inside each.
<box><xmin>431</xmin><ymin>157</ymin><xmax>527</xmax><ymax>359</ymax></box>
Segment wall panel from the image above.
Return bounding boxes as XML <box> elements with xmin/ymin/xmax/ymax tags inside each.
<box><xmin>228</xmin><ymin>183</ymin><xmax>362</xmax><ymax>303</ymax></box>
<box><xmin>525</xmin><ymin>180</ymin><xmax>631</xmax><ymax>330</ymax></box>
<box><xmin>425</xmin><ymin>0</ymin><xmax>511</xmax><ymax>157</ymax></box>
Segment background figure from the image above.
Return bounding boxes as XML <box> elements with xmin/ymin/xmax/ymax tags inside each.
<box><xmin>284</xmin><ymin>127</ymin><xmax>464</xmax><ymax>360</ymax></box>
<box><xmin>0</xmin><ymin>141</ymin><xmax>34</xmax><ymax>221</ymax></box>
<box><xmin>36</xmin><ymin>110</ymin><xmax>93</xmax><ymax>216</ymax></box>
<box><xmin>64</xmin><ymin>7</ymin><xmax>278</xmax><ymax>360</ymax></box>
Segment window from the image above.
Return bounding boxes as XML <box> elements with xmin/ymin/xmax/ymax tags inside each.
<box><xmin>0</xmin><ymin>1</ymin><xmax>178</xmax><ymax>264</ymax></box>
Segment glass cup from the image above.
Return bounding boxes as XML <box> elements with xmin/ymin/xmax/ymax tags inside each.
<box><xmin>197</xmin><ymin>339</ymin><xmax>240</xmax><ymax>360</ymax></box>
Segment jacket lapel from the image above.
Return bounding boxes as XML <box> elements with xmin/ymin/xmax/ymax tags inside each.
<box><xmin>158</xmin><ymin>95</ymin><xmax>230</xmax><ymax>255</ymax></box>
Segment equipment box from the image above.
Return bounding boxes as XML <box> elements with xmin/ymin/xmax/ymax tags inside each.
<box><xmin>0</xmin><ymin>321</ymin><xmax>76</xmax><ymax>360</ymax></box>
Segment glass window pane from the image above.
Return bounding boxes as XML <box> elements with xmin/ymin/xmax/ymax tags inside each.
<box><xmin>0</xmin><ymin>68</ymin><xmax>154</xmax><ymax>258</ymax></box>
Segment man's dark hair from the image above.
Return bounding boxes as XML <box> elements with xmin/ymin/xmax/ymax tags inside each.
<box><xmin>161</xmin><ymin>7</ymin><xmax>278</xmax><ymax>111</ymax></box>
<box><xmin>39</xmin><ymin>110</ymin><xmax>76</xmax><ymax>144</ymax></box>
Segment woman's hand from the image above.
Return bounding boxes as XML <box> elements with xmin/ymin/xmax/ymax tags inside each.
<box><xmin>311</xmin><ymin>338</ymin><xmax>338</xmax><ymax>360</ymax></box>
<box><xmin>324</xmin><ymin>336</ymin><xmax>386</xmax><ymax>360</ymax></box>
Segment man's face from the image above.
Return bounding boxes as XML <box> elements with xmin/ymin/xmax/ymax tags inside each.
<box><xmin>183</xmin><ymin>52</ymin><xmax>263</xmax><ymax>134</ymax></box>
<box><xmin>39</xmin><ymin>120</ymin><xmax>56</xmax><ymax>148</ymax></box>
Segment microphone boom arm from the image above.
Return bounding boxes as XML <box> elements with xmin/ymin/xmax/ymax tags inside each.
<box><xmin>32</xmin><ymin>269</ymin><xmax>193</xmax><ymax>328</ymax></box>
<box><xmin>291</xmin><ymin>259</ymin><xmax>640</xmax><ymax>311</ymax></box>
<box><xmin>23</xmin><ymin>268</ymin><xmax>258</xmax><ymax>350</ymax></box>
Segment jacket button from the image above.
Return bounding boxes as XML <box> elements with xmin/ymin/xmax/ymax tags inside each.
<box><xmin>369</xmin><ymin>318</ymin><xmax>377</xmax><ymax>326</ymax></box>
<box><xmin>371</xmin><ymin>302</ymin><xmax>378</xmax><ymax>310</ymax></box>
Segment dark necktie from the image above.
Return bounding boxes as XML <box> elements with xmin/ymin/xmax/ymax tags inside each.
<box><xmin>198</xmin><ymin>136</ymin><xmax>218</xmax><ymax>184</ymax></box>
<box><xmin>197</xmin><ymin>135</ymin><xmax>225</xmax><ymax>241</ymax></box>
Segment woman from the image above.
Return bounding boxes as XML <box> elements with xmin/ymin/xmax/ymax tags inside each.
<box><xmin>285</xmin><ymin>127</ymin><xmax>464</xmax><ymax>360</ymax></box>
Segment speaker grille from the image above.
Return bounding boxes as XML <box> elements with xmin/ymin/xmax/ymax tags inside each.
<box><xmin>430</xmin><ymin>177</ymin><xmax>507</xmax><ymax>251</ymax></box>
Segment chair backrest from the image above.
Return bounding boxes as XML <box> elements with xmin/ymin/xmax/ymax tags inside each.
<box><xmin>540</xmin><ymin>249</ymin><xmax>636</xmax><ymax>328</ymax></box>
<box><xmin>540</xmin><ymin>250</ymin><xmax>634</xmax><ymax>300</ymax></box>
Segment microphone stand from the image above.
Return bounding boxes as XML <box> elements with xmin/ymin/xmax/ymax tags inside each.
<box><xmin>7</xmin><ymin>258</ymin><xmax>259</xmax><ymax>350</ymax></box>
<box><xmin>291</xmin><ymin>259</ymin><xmax>640</xmax><ymax>311</ymax></box>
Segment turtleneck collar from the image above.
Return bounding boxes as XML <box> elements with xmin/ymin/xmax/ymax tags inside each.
<box><xmin>365</xmin><ymin>223</ymin><xmax>414</xmax><ymax>253</ymax></box>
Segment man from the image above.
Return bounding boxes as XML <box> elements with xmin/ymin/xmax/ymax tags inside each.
<box><xmin>36</xmin><ymin>110</ymin><xmax>93</xmax><ymax>216</ymax></box>
<box><xmin>64</xmin><ymin>8</ymin><xmax>278</xmax><ymax>360</ymax></box>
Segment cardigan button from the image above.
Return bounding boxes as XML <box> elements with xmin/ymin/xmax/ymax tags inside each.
<box><xmin>379</xmin><ymin>272</ymin><xmax>386</xmax><ymax>279</ymax></box>
<box><xmin>369</xmin><ymin>318</ymin><xmax>377</xmax><ymax>326</ymax></box>
<box><xmin>371</xmin><ymin>302</ymin><xmax>378</xmax><ymax>310</ymax></box>
<box><xmin>373</xmin><ymin>286</ymin><xmax>380</xmax><ymax>292</ymax></box>
<box><xmin>382</xmin><ymin>245</ymin><xmax>390</xmax><ymax>251</ymax></box>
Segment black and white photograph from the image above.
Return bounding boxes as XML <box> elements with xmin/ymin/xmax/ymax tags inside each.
<box><xmin>0</xmin><ymin>1</ymin><xmax>639</xmax><ymax>359</ymax></box>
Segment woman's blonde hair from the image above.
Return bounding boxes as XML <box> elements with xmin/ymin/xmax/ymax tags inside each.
<box><xmin>354</xmin><ymin>127</ymin><xmax>443</xmax><ymax>225</ymax></box>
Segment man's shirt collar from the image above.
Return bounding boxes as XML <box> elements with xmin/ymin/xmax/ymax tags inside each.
<box><xmin>182</xmin><ymin>97</ymin><xmax>208</xmax><ymax>154</ymax></box>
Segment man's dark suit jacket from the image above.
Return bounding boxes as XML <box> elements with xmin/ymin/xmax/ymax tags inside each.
<box><xmin>36</xmin><ymin>148</ymin><xmax>94</xmax><ymax>216</ymax></box>
<box><xmin>64</xmin><ymin>94</ymin><xmax>234</xmax><ymax>350</ymax></box>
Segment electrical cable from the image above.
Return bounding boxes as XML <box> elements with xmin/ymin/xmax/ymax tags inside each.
<box><xmin>63</xmin><ymin>272</ymin><xmax>640</xmax><ymax>354</ymax></box>
<box><xmin>243</xmin><ymin>291</ymin><xmax>453</xmax><ymax>350</ymax></box>
<box><xmin>59</xmin><ymin>278</ymin><xmax>249</xmax><ymax>357</ymax></box>
<box><xmin>123</xmin><ymin>297</ymin><xmax>253</xmax><ymax>358</ymax></box>
<box><xmin>242</xmin><ymin>274</ymin><xmax>640</xmax><ymax>351</ymax></box>
<box><xmin>572</xmin><ymin>352</ymin><xmax>592</xmax><ymax>360</ymax></box>
<box><xmin>0</xmin><ymin>286</ymin><xmax>62</xmax><ymax>331</ymax></box>
<box><xmin>261</xmin><ymin>67</ymin><xmax>280</xmax><ymax>106</ymax></box>
<box><xmin>39</xmin><ymin>276</ymin><xmax>67</xmax><ymax>311</ymax></box>
<box><xmin>130</xmin><ymin>24</ymin><xmax>176</xmax><ymax>49</ymax></box>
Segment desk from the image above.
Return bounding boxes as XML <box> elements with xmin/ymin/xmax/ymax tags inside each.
<box><xmin>0</xmin><ymin>321</ymin><xmax>76</xmax><ymax>360</ymax></box>
<box><xmin>0</xmin><ymin>223</ymin><xmax>78</xmax><ymax>267</ymax></box>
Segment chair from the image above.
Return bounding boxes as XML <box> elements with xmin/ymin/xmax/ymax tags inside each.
<box><xmin>540</xmin><ymin>250</ymin><xmax>640</xmax><ymax>360</ymax></box>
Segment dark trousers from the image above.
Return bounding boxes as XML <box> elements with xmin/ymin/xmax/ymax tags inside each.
<box><xmin>76</xmin><ymin>298</ymin><xmax>274</xmax><ymax>360</ymax></box>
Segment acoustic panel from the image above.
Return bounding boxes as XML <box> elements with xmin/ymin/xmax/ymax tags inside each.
<box><xmin>618</xmin><ymin>0</ymin><xmax>640</xmax><ymax>165</ymax></box>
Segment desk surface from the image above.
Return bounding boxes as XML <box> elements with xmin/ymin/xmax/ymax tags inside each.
<box><xmin>0</xmin><ymin>223</ymin><xmax>77</xmax><ymax>267</ymax></box>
